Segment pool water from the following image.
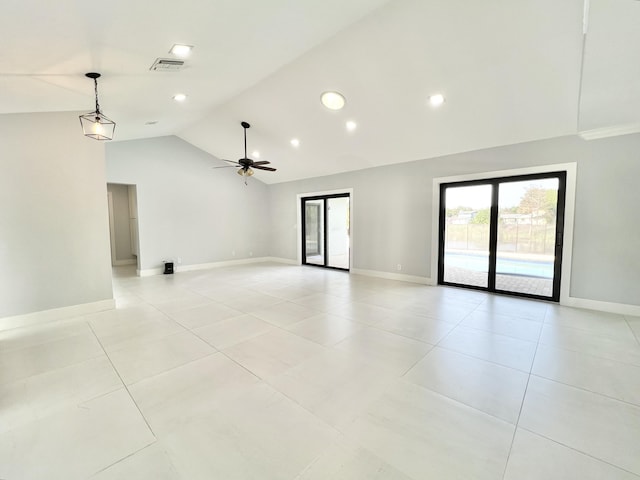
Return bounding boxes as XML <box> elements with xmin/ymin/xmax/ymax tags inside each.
<box><xmin>445</xmin><ymin>252</ymin><xmax>553</xmax><ymax>279</ymax></box>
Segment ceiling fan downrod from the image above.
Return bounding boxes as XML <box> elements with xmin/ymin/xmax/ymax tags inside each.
<box><xmin>241</xmin><ymin>121</ymin><xmax>250</xmax><ymax>160</ymax></box>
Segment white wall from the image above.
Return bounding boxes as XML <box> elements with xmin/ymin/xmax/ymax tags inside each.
<box><xmin>106</xmin><ymin>136</ymin><xmax>271</xmax><ymax>271</ymax></box>
<box><xmin>0</xmin><ymin>112</ymin><xmax>114</xmax><ymax>319</ymax></box>
<box><xmin>107</xmin><ymin>183</ymin><xmax>135</xmax><ymax>263</ymax></box>
<box><xmin>269</xmin><ymin>134</ymin><xmax>640</xmax><ymax>307</ymax></box>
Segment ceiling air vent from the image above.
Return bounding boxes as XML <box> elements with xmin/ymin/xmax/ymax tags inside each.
<box><xmin>149</xmin><ymin>58</ymin><xmax>185</xmax><ymax>72</ymax></box>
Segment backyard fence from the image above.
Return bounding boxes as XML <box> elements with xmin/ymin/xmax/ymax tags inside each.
<box><xmin>446</xmin><ymin>223</ymin><xmax>556</xmax><ymax>255</ymax></box>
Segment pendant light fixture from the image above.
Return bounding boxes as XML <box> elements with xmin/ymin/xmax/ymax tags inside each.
<box><xmin>79</xmin><ymin>72</ymin><xmax>116</xmax><ymax>141</ymax></box>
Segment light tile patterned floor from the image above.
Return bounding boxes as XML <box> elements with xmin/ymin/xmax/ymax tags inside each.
<box><xmin>1</xmin><ymin>263</ymin><xmax>639</xmax><ymax>479</ymax></box>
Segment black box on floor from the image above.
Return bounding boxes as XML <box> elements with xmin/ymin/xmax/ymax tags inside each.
<box><xmin>163</xmin><ymin>262</ymin><xmax>174</xmax><ymax>274</ymax></box>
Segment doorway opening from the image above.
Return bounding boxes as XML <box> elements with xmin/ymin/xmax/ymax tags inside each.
<box><xmin>106</xmin><ymin>183</ymin><xmax>140</xmax><ymax>272</ymax></box>
<box><xmin>301</xmin><ymin>193</ymin><xmax>350</xmax><ymax>271</ymax></box>
<box><xmin>438</xmin><ymin>171</ymin><xmax>566</xmax><ymax>301</ymax></box>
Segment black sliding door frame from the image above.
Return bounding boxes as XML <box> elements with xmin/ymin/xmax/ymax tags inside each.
<box><xmin>438</xmin><ymin>171</ymin><xmax>567</xmax><ymax>302</ymax></box>
<box><xmin>301</xmin><ymin>193</ymin><xmax>350</xmax><ymax>271</ymax></box>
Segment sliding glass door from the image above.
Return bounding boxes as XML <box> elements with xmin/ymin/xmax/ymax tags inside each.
<box><xmin>441</xmin><ymin>184</ymin><xmax>492</xmax><ymax>288</ymax></box>
<box><xmin>302</xmin><ymin>194</ymin><xmax>350</xmax><ymax>270</ymax></box>
<box><xmin>438</xmin><ymin>172</ymin><xmax>566</xmax><ymax>301</ymax></box>
<box><xmin>304</xmin><ymin>199</ymin><xmax>324</xmax><ymax>266</ymax></box>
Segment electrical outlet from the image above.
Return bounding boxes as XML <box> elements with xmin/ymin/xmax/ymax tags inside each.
<box><xmin>177</xmin><ymin>257</ymin><xmax>182</xmax><ymax>264</ymax></box>
<box><xmin>397</xmin><ymin>264</ymin><xmax>402</xmax><ymax>271</ymax></box>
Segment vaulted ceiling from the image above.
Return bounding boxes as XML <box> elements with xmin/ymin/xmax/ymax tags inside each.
<box><xmin>1</xmin><ymin>0</ymin><xmax>638</xmax><ymax>183</ymax></box>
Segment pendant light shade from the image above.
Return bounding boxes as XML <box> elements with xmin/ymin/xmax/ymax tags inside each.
<box><xmin>79</xmin><ymin>72</ymin><xmax>116</xmax><ymax>141</ymax></box>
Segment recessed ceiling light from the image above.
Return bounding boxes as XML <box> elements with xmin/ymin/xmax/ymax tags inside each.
<box><xmin>145</xmin><ymin>121</ymin><xmax>158</xmax><ymax>125</ymax></box>
<box><xmin>346</xmin><ymin>120</ymin><xmax>357</xmax><ymax>131</ymax></box>
<box><xmin>252</xmin><ymin>150</ymin><xmax>260</xmax><ymax>158</ymax></box>
<box><xmin>290</xmin><ymin>138</ymin><xmax>300</xmax><ymax>147</ymax></box>
<box><xmin>428</xmin><ymin>93</ymin><xmax>445</xmax><ymax>107</ymax></box>
<box><xmin>320</xmin><ymin>91</ymin><xmax>346</xmax><ymax>110</ymax></box>
<box><xmin>173</xmin><ymin>93</ymin><xmax>187</xmax><ymax>102</ymax></box>
<box><xmin>169</xmin><ymin>44</ymin><xmax>193</xmax><ymax>57</ymax></box>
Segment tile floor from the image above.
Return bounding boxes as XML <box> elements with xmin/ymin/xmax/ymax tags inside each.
<box><xmin>1</xmin><ymin>262</ymin><xmax>639</xmax><ymax>479</ymax></box>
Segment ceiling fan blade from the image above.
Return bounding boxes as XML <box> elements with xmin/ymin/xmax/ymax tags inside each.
<box><xmin>251</xmin><ymin>161</ymin><xmax>271</xmax><ymax>166</ymax></box>
<box><xmin>252</xmin><ymin>165</ymin><xmax>277</xmax><ymax>171</ymax></box>
<box><xmin>212</xmin><ymin>165</ymin><xmax>237</xmax><ymax>169</ymax></box>
<box><xmin>223</xmin><ymin>159</ymin><xmax>240</xmax><ymax>164</ymax></box>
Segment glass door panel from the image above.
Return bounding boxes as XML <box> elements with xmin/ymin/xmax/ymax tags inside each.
<box><xmin>302</xmin><ymin>194</ymin><xmax>350</xmax><ymax>270</ymax></box>
<box><xmin>304</xmin><ymin>200</ymin><xmax>324</xmax><ymax>265</ymax></box>
<box><xmin>442</xmin><ymin>184</ymin><xmax>492</xmax><ymax>288</ymax></box>
<box><xmin>327</xmin><ymin>197</ymin><xmax>350</xmax><ymax>269</ymax></box>
<box><xmin>495</xmin><ymin>178</ymin><xmax>559</xmax><ymax>297</ymax></box>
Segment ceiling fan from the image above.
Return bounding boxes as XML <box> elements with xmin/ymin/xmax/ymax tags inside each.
<box><xmin>213</xmin><ymin>121</ymin><xmax>276</xmax><ymax>184</ymax></box>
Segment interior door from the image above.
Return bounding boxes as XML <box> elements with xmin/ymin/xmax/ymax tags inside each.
<box><xmin>438</xmin><ymin>172</ymin><xmax>566</xmax><ymax>301</ymax></box>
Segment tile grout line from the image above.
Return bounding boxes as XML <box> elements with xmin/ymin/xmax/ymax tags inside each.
<box><xmin>392</xmin><ymin>301</ymin><xmax>484</xmax><ymax>378</ymax></box>
<box><xmin>395</xmin><ymin>303</ymin><xmax>544</xmax><ymax>429</ymax></box>
<box><xmin>500</xmin><ymin>303</ymin><xmax>549</xmax><ymax>480</ymax></box>
<box><xmin>86</xmin><ymin>321</ymin><xmax>158</xmax><ymax>439</ymax></box>
<box><xmin>451</xmin><ymin>321</ymin><xmax>543</xmax><ymax>343</ymax></box>
<box><xmin>542</xmin><ymin>319</ymin><xmax>640</xmax><ymax>343</ymax></box>
<box><xmin>427</xmin><ymin>344</ymin><xmax>533</xmax><ymax>374</ymax></box>
<box><xmin>180</xmin><ymin>302</ymin><xmax>391</xmax><ymax>445</ymax></box>
<box><xmin>397</xmin><ymin>345</ymin><xmax>435</xmax><ymax>379</ymax></box>
<box><xmin>535</xmin><ymin>339</ymin><xmax>640</xmax><ymax>369</ymax></box>
<box><xmin>527</xmin><ymin>371</ymin><xmax>640</xmax><ymax>410</ymax></box>
<box><xmin>396</xmin><ymin>301</ymin><xmax>542</xmax><ymax>423</ymax></box>
<box><xmin>424</xmin><ymin>300</ymin><xmax>482</xmax><ymax>348</ymax></box>
<box><xmin>516</xmin><ymin>426</ymin><xmax>640</xmax><ymax>479</ymax></box>
<box><xmin>88</xmin><ymin>440</ymin><xmax>158</xmax><ymax>478</ymax></box>
<box><xmin>624</xmin><ymin>315</ymin><xmax>640</xmax><ymax>347</ymax></box>
<box><xmin>203</xmin><ymin>341</ymin><xmax>356</xmax><ymax>446</ymax></box>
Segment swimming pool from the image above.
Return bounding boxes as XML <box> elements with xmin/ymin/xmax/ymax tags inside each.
<box><xmin>445</xmin><ymin>252</ymin><xmax>553</xmax><ymax>279</ymax></box>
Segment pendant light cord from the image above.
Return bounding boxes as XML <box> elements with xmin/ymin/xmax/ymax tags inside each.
<box><xmin>94</xmin><ymin>78</ymin><xmax>101</xmax><ymax>115</ymax></box>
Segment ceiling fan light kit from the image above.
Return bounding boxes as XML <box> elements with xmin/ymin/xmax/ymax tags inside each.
<box><xmin>212</xmin><ymin>121</ymin><xmax>277</xmax><ymax>185</ymax></box>
<box><xmin>79</xmin><ymin>72</ymin><xmax>116</xmax><ymax>141</ymax></box>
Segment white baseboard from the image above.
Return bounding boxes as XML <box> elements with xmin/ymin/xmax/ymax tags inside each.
<box><xmin>138</xmin><ymin>268</ymin><xmax>163</xmax><ymax>277</ymax></box>
<box><xmin>562</xmin><ymin>296</ymin><xmax>640</xmax><ymax>316</ymax></box>
<box><xmin>138</xmin><ymin>257</ymin><xmax>279</xmax><ymax>277</ymax></box>
<box><xmin>113</xmin><ymin>259</ymin><xmax>136</xmax><ymax>266</ymax></box>
<box><xmin>351</xmin><ymin>268</ymin><xmax>432</xmax><ymax>285</ymax></box>
<box><xmin>578</xmin><ymin>123</ymin><xmax>640</xmax><ymax>141</ymax></box>
<box><xmin>0</xmin><ymin>299</ymin><xmax>115</xmax><ymax>332</ymax></box>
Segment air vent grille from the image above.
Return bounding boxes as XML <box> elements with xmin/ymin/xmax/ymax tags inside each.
<box><xmin>150</xmin><ymin>58</ymin><xmax>185</xmax><ymax>72</ymax></box>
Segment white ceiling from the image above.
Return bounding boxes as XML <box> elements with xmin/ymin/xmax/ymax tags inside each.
<box><xmin>1</xmin><ymin>0</ymin><xmax>638</xmax><ymax>184</ymax></box>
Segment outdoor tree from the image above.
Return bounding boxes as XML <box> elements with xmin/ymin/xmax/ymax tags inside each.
<box><xmin>470</xmin><ymin>208</ymin><xmax>490</xmax><ymax>224</ymax></box>
<box><xmin>446</xmin><ymin>206</ymin><xmax>472</xmax><ymax>218</ymax></box>
<box><xmin>518</xmin><ymin>187</ymin><xmax>557</xmax><ymax>222</ymax></box>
